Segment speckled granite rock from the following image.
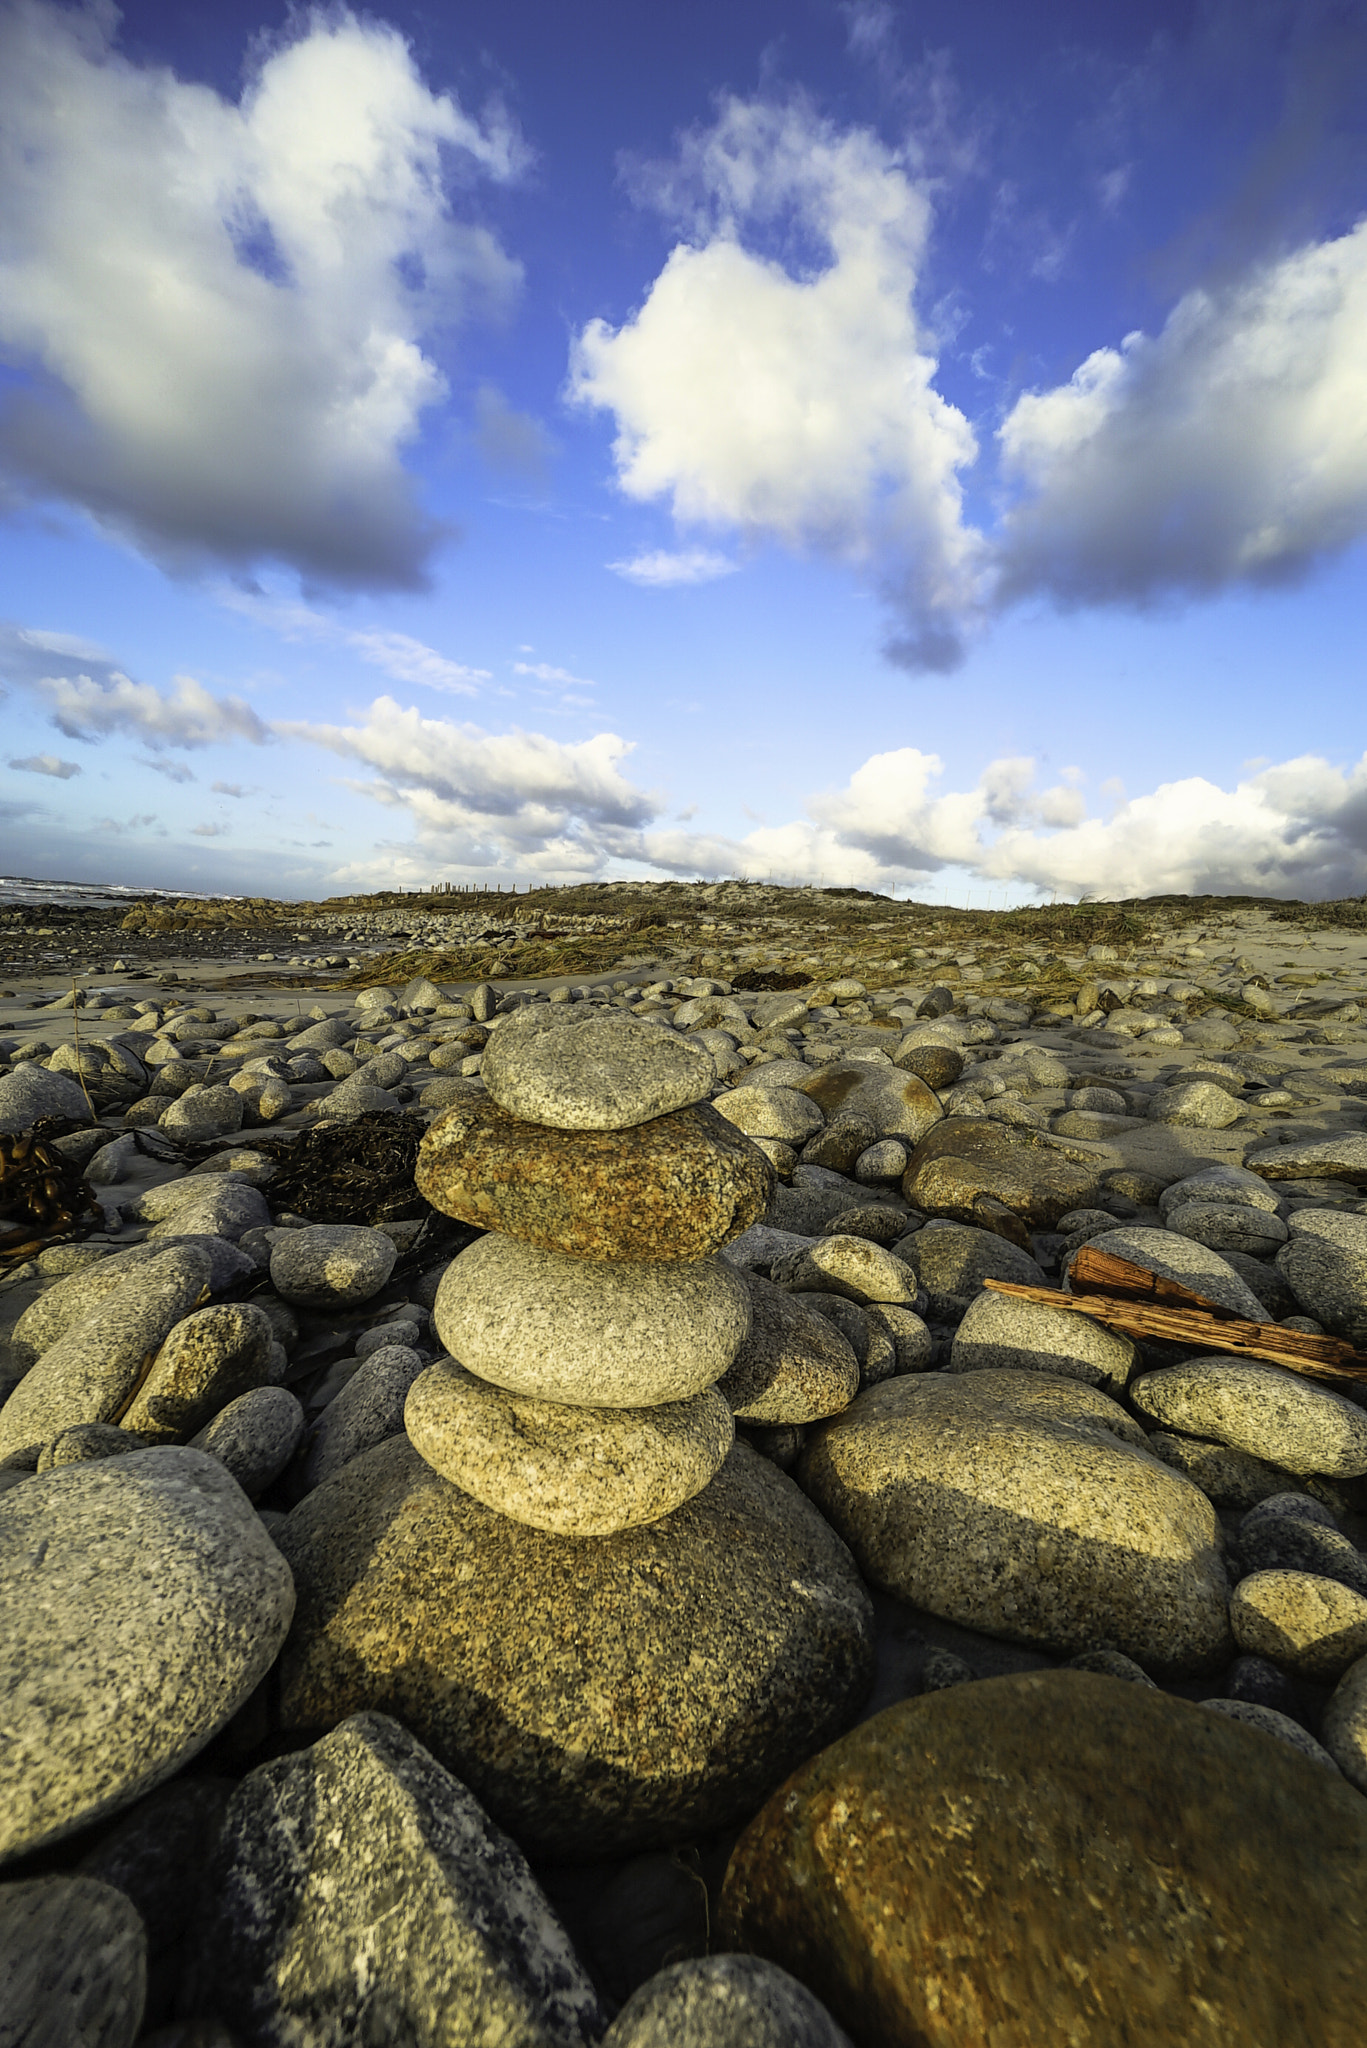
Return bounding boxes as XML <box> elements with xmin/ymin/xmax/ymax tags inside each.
<box><xmin>719</xmin><ymin>1671</ymin><xmax>1367</xmax><ymax>2048</ymax></box>
<box><xmin>433</xmin><ymin>1235</ymin><xmax>752</xmax><ymax>1408</ymax></box>
<box><xmin>1245</xmin><ymin>1134</ymin><xmax>1367</xmax><ymax>1184</ymax></box>
<box><xmin>799</xmin><ymin>1371</ymin><xmax>1231</xmax><ymax>1675</ymax></box>
<box><xmin>0</xmin><ymin>1876</ymin><xmax>146</xmax><ymax>2048</ymax></box>
<box><xmin>1129</xmin><ymin>1357</ymin><xmax>1367</xmax><ymax>1476</ymax></box>
<box><xmin>0</xmin><ymin>1448</ymin><xmax>294</xmax><ymax>1860</ymax></box>
<box><xmin>0</xmin><ymin>1244</ymin><xmax>212</xmax><ymax>1462</ymax></box>
<box><xmin>716</xmin><ymin>1271</ymin><xmax>860</xmax><ymax>1425</ymax></box>
<box><xmin>276</xmin><ymin>1437</ymin><xmax>874</xmax><ymax>1857</ymax></box>
<box><xmin>405</xmin><ymin>1363</ymin><xmax>734</xmax><ymax>1534</ymax></box>
<box><xmin>481</xmin><ymin>1006</ymin><xmax>714</xmax><ymax>1131</ymax></box>
<box><xmin>601</xmin><ymin>1956</ymin><xmax>852</xmax><ymax>2048</ymax></box>
<box><xmin>1231</xmin><ymin>1569</ymin><xmax>1367</xmax><ymax>1681</ymax></box>
<box><xmin>416</xmin><ymin>1097</ymin><xmax>772</xmax><ymax>1262</ymax></box>
<box><xmin>180</xmin><ymin>1713</ymin><xmax>603</xmax><ymax>2048</ymax></box>
<box><xmin>796</xmin><ymin>1063</ymin><xmax>943</xmax><ymax>1147</ymax></box>
<box><xmin>902</xmin><ymin>1118</ymin><xmax>1103</xmax><ymax>1229</ymax></box>
<box><xmin>120</xmin><ymin>1303</ymin><xmax>276</xmax><ymax>1444</ymax></box>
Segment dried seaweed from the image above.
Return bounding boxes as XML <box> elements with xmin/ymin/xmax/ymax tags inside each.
<box><xmin>731</xmin><ymin>969</ymin><xmax>814</xmax><ymax>991</ymax></box>
<box><xmin>0</xmin><ymin>1118</ymin><xmax>101</xmax><ymax>1265</ymax></box>
<box><xmin>253</xmin><ymin>1112</ymin><xmax>434</xmax><ymax>1226</ymax></box>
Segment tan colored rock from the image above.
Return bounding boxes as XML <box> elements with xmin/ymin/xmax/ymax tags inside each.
<box><xmin>277</xmin><ymin>1437</ymin><xmax>875</xmax><ymax>1858</ymax></box>
<box><xmin>771</xmin><ymin>1234</ymin><xmax>919</xmax><ymax>1307</ymax></box>
<box><xmin>716</xmin><ymin>1272</ymin><xmax>860</xmax><ymax>1425</ymax></box>
<box><xmin>433</xmin><ymin>1234</ymin><xmax>752</xmax><ymax>1408</ymax></box>
<box><xmin>1230</xmin><ymin>1569</ymin><xmax>1367</xmax><ymax>1681</ymax></box>
<box><xmin>797</xmin><ymin>1063</ymin><xmax>942</xmax><ymax>1146</ymax></box>
<box><xmin>120</xmin><ymin>1303</ymin><xmax>275</xmax><ymax>1443</ymax></box>
<box><xmin>416</xmin><ymin>1097</ymin><xmax>771</xmax><ymax>1262</ymax></box>
<box><xmin>405</xmin><ymin>1363</ymin><xmax>733</xmax><ymax>1534</ymax></box>
<box><xmin>713</xmin><ymin>1085</ymin><xmax>825</xmax><ymax>1144</ymax></box>
<box><xmin>719</xmin><ymin>1671</ymin><xmax>1367</xmax><ymax>2048</ymax></box>
<box><xmin>902</xmin><ymin>1118</ymin><xmax>1103</xmax><ymax>1229</ymax></box>
<box><xmin>799</xmin><ymin>1370</ymin><xmax>1232</xmax><ymax>1674</ymax></box>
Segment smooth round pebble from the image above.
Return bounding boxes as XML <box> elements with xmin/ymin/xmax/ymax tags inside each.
<box><xmin>190</xmin><ymin>1385</ymin><xmax>305</xmax><ymax>1498</ymax></box>
<box><xmin>601</xmin><ymin>1956</ymin><xmax>853</xmax><ymax>2047</ymax></box>
<box><xmin>269</xmin><ymin>1225</ymin><xmax>397</xmax><ymax>1309</ymax></box>
<box><xmin>434</xmin><ymin>1234</ymin><xmax>752</xmax><ymax>1408</ymax></box>
<box><xmin>405</xmin><ymin>1363</ymin><xmax>734</xmax><ymax>1534</ymax></box>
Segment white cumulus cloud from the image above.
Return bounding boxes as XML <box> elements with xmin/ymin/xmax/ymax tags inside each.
<box><xmin>570</xmin><ymin>94</ymin><xmax>982</xmax><ymax>670</ymax></box>
<box><xmin>0</xmin><ymin>2</ymin><xmax>524</xmax><ymax>588</ymax></box>
<box><xmin>644</xmin><ymin>746</ymin><xmax>1367</xmax><ymax>900</ymax></box>
<box><xmin>280</xmin><ymin>695</ymin><xmax>658</xmax><ymax>871</ymax></box>
<box><xmin>42</xmin><ymin>671</ymin><xmax>270</xmax><ymax>749</ymax></box>
<box><xmin>0</xmin><ymin>619</ymin><xmax>271</xmax><ymax>748</ymax></box>
<box><xmin>996</xmin><ymin>218</ymin><xmax>1367</xmax><ymax>607</ymax></box>
<box><xmin>607</xmin><ymin>548</ymin><xmax>738</xmax><ymax>587</ymax></box>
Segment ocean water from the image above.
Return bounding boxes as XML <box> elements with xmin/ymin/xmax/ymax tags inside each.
<box><xmin>0</xmin><ymin>874</ymin><xmax>228</xmax><ymax>911</ymax></box>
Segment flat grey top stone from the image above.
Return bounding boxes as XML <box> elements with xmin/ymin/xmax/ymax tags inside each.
<box><xmin>481</xmin><ymin>1006</ymin><xmax>714</xmax><ymax>1130</ymax></box>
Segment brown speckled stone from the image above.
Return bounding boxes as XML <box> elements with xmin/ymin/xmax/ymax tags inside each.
<box><xmin>902</xmin><ymin>1117</ymin><xmax>1102</xmax><ymax>1229</ymax></box>
<box><xmin>416</xmin><ymin>1097</ymin><xmax>773</xmax><ymax>1262</ymax></box>
<box><xmin>719</xmin><ymin>1672</ymin><xmax>1367</xmax><ymax>2048</ymax></box>
<box><xmin>276</xmin><ymin>1436</ymin><xmax>874</xmax><ymax>1858</ymax></box>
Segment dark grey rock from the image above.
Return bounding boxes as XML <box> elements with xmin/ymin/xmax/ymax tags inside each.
<box><xmin>1235</xmin><ymin>1516</ymin><xmax>1367</xmax><ymax>1598</ymax></box>
<box><xmin>191</xmin><ymin>1386</ymin><xmax>305</xmax><ymax>1499</ymax></box>
<box><xmin>0</xmin><ymin>1448</ymin><xmax>295</xmax><ymax>1860</ymax></box>
<box><xmin>0</xmin><ymin>1875</ymin><xmax>146</xmax><ymax>2048</ymax></box>
<box><xmin>899</xmin><ymin>1223</ymin><xmax>1045</xmax><ymax>1321</ymax></box>
<box><xmin>181</xmin><ymin>1713</ymin><xmax>602</xmax><ymax>2047</ymax></box>
<box><xmin>1065</xmin><ymin>1648</ymin><xmax>1157</xmax><ymax>1686</ymax></box>
<box><xmin>278</xmin><ymin>1439</ymin><xmax>875</xmax><ymax>1859</ymax></box>
<box><xmin>1200</xmin><ymin>1698</ymin><xmax>1340</xmax><ymax>1771</ymax></box>
<box><xmin>601</xmin><ymin>1956</ymin><xmax>852</xmax><ymax>2047</ymax></box>
<box><xmin>301</xmin><ymin>1343</ymin><xmax>425</xmax><ymax>1490</ymax></box>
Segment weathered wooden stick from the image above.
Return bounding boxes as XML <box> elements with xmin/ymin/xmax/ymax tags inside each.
<box><xmin>982</xmin><ymin>1253</ymin><xmax>1367</xmax><ymax>1385</ymax></box>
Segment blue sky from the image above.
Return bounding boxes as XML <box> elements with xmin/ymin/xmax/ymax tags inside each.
<box><xmin>0</xmin><ymin>0</ymin><xmax>1364</xmax><ymax>901</ymax></box>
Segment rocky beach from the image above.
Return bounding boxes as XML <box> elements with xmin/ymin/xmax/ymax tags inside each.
<box><xmin>3</xmin><ymin>876</ymin><xmax>1367</xmax><ymax>2046</ymax></box>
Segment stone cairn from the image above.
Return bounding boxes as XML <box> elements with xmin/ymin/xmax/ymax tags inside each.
<box><xmin>406</xmin><ymin>1002</ymin><xmax>767</xmax><ymax>1533</ymax></box>
<box><xmin>274</xmin><ymin>1000</ymin><xmax>877</xmax><ymax>1859</ymax></box>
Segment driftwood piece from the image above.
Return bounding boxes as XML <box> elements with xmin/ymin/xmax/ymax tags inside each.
<box><xmin>982</xmin><ymin>1247</ymin><xmax>1367</xmax><ymax>1385</ymax></box>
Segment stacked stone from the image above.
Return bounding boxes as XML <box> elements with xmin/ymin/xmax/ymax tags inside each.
<box><xmin>405</xmin><ymin>1003</ymin><xmax>771</xmax><ymax>1535</ymax></box>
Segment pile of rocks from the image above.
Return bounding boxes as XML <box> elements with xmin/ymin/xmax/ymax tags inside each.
<box><xmin>274</xmin><ymin>1002</ymin><xmax>878</xmax><ymax>1861</ymax></box>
